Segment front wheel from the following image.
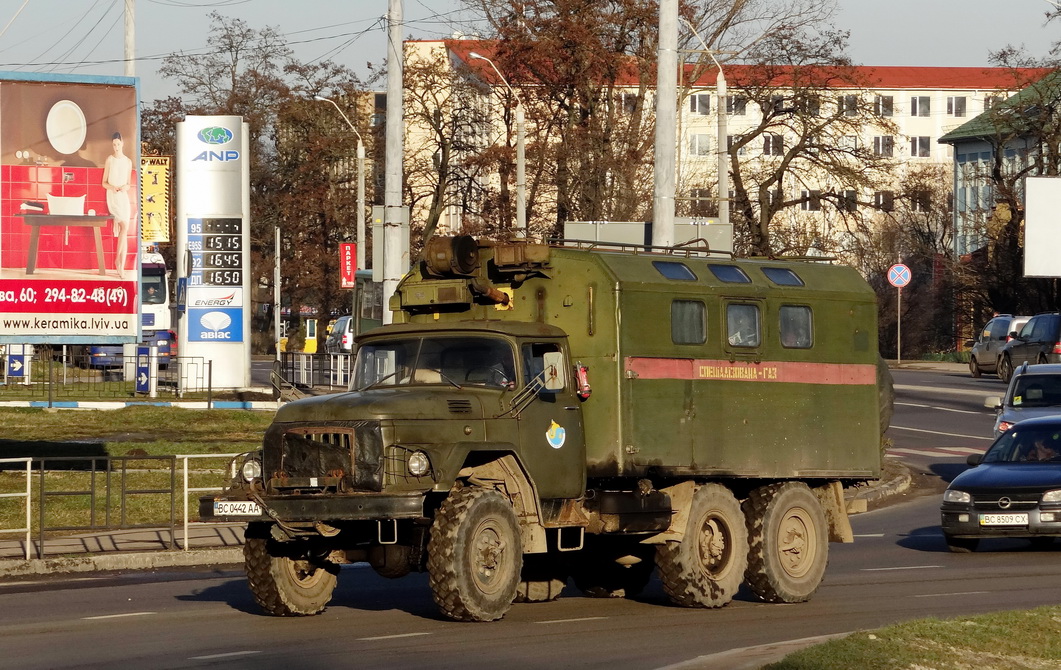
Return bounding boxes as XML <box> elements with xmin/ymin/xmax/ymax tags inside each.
<box><xmin>244</xmin><ymin>535</ymin><xmax>338</xmax><ymax>616</ymax></box>
<box><xmin>969</xmin><ymin>356</ymin><xmax>981</xmax><ymax>378</ymax></box>
<box><xmin>744</xmin><ymin>482</ymin><xmax>828</xmax><ymax>603</ymax></box>
<box><xmin>656</xmin><ymin>483</ymin><xmax>748</xmax><ymax>608</ymax></box>
<box><xmin>999</xmin><ymin>356</ymin><xmax>1013</xmax><ymax>382</ymax></box>
<box><xmin>428</xmin><ymin>487</ymin><xmax>522</xmax><ymax>622</ymax></box>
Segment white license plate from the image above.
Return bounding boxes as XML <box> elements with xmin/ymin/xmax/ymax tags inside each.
<box><xmin>979</xmin><ymin>513</ymin><xmax>1028</xmax><ymax>526</ymax></box>
<box><xmin>214</xmin><ymin>501</ymin><xmax>262</xmax><ymax>516</ymax></box>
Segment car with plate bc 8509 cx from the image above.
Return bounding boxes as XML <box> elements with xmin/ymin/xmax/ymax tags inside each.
<box><xmin>201</xmin><ymin>235</ymin><xmax>892</xmax><ymax>622</ymax></box>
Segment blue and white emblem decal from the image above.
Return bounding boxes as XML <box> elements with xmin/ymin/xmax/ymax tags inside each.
<box><xmin>546</xmin><ymin>420</ymin><xmax>566</xmax><ymax>449</ymax></box>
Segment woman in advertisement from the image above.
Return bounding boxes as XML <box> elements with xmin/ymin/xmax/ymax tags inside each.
<box><xmin>102</xmin><ymin>131</ymin><xmax>133</xmax><ymax>279</ymax></box>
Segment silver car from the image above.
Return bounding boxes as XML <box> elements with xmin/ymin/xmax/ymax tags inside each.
<box><xmin>968</xmin><ymin>314</ymin><xmax>1030</xmax><ymax>378</ymax></box>
<box><xmin>985</xmin><ymin>363</ymin><xmax>1061</xmax><ymax>437</ymax></box>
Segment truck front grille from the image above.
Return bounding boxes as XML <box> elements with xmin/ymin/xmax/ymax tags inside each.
<box><xmin>263</xmin><ymin>421</ymin><xmax>383</xmax><ymax>492</ymax></box>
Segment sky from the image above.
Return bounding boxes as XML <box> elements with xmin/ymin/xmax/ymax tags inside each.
<box><xmin>0</xmin><ymin>0</ymin><xmax>1056</xmax><ymax>103</ymax></box>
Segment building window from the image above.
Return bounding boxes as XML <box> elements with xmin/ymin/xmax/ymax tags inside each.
<box><xmin>689</xmin><ymin>134</ymin><xmax>712</xmax><ymax>156</ymax></box>
<box><xmin>873</xmin><ymin>136</ymin><xmax>894</xmax><ymax>157</ymax></box>
<box><xmin>779</xmin><ymin>305</ymin><xmax>813</xmax><ymax>349</ymax></box>
<box><xmin>689</xmin><ymin>188</ymin><xmax>716</xmax><ymax>217</ymax></box>
<box><xmin>911</xmin><ymin>95</ymin><xmax>930</xmax><ymax>117</ymax></box>
<box><xmin>874</xmin><ymin>190</ymin><xmax>895</xmax><ymax>211</ymax></box>
<box><xmin>838</xmin><ymin>94</ymin><xmax>858</xmax><ymax>116</ymax></box>
<box><xmin>672</xmin><ymin>300</ymin><xmax>707</xmax><ymax>345</ymax></box>
<box><xmin>840</xmin><ymin>190</ymin><xmax>858</xmax><ymax>213</ymax></box>
<box><xmin>875</xmin><ymin>95</ymin><xmax>893</xmax><ymax>117</ymax></box>
<box><xmin>985</xmin><ymin>95</ymin><xmax>1003</xmax><ymax>110</ymax></box>
<box><xmin>947</xmin><ymin>96</ymin><xmax>967</xmax><ymax>117</ymax></box>
<box><xmin>727</xmin><ymin>135</ymin><xmax>747</xmax><ymax>156</ymax></box>
<box><xmin>768</xmin><ymin>94</ymin><xmax>787</xmax><ymax>113</ymax></box>
<box><xmin>763</xmin><ymin>133</ymin><xmax>784</xmax><ymax>156</ymax></box>
<box><xmin>800</xmin><ymin>189</ymin><xmax>821</xmax><ymax>211</ymax></box>
<box><xmin>689</xmin><ymin>93</ymin><xmax>710</xmax><ymax>115</ymax></box>
<box><xmin>726</xmin><ymin>95</ymin><xmax>747</xmax><ymax>115</ymax></box>
<box><xmin>840</xmin><ymin>135</ymin><xmax>858</xmax><ymax>151</ymax></box>
<box><xmin>620</xmin><ymin>93</ymin><xmax>639</xmax><ymax>114</ymax></box>
<box><xmin>910</xmin><ymin>136</ymin><xmax>931</xmax><ymax>158</ymax></box>
<box><xmin>911</xmin><ymin>189</ymin><xmax>931</xmax><ymax>212</ymax></box>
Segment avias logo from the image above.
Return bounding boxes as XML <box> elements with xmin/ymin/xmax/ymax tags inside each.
<box><xmin>193</xmin><ymin>126</ymin><xmax>239</xmax><ymax>162</ymax></box>
<box><xmin>192</xmin><ymin>291</ymin><xmax>237</xmax><ymax>307</ymax></box>
<box><xmin>199</xmin><ymin>311</ymin><xmax>233</xmax><ymax>340</ymax></box>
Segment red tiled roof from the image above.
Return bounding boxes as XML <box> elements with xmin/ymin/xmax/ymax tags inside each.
<box><xmin>426</xmin><ymin>39</ymin><xmax>1052</xmax><ymax>92</ymax></box>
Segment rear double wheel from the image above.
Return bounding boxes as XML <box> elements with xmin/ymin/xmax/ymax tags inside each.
<box><xmin>656</xmin><ymin>483</ymin><xmax>748</xmax><ymax>608</ymax></box>
<box><xmin>743</xmin><ymin>482</ymin><xmax>828</xmax><ymax>603</ymax></box>
<box><xmin>244</xmin><ymin>529</ymin><xmax>338</xmax><ymax>616</ymax></box>
<box><xmin>428</xmin><ymin>487</ymin><xmax>523</xmax><ymax>622</ymax></box>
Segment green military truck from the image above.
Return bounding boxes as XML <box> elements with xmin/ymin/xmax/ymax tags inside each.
<box><xmin>202</xmin><ymin>236</ymin><xmax>891</xmax><ymax>621</ymax></box>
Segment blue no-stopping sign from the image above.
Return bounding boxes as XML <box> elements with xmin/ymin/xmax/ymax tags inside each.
<box><xmin>887</xmin><ymin>264</ymin><xmax>911</xmax><ymax>288</ymax></box>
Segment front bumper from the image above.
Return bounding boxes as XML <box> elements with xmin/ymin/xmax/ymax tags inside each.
<box><xmin>200</xmin><ymin>491</ymin><xmax>426</xmax><ymax>523</ymax></box>
<box><xmin>941</xmin><ymin>505</ymin><xmax>1061</xmax><ymax>538</ymax></box>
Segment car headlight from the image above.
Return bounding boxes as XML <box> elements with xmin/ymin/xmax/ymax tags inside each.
<box><xmin>1042</xmin><ymin>489</ymin><xmax>1061</xmax><ymax>503</ymax></box>
<box><xmin>240</xmin><ymin>457</ymin><xmax>263</xmax><ymax>483</ymax></box>
<box><xmin>407</xmin><ymin>450</ymin><xmax>431</xmax><ymax>477</ymax></box>
<box><xmin>943</xmin><ymin>489</ymin><xmax>972</xmax><ymax>504</ymax></box>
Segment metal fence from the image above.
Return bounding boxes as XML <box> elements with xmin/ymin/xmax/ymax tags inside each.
<box><xmin>0</xmin><ymin>346</ymin><xmax>212</xmax><ymax>402</ymax></box>
<box><xmin>0</xmin><ymin>453</ymin><xmax>238</xmax><ymax>559</ymax></box>
<box><xmin>273</xmin><ymin>352</ymin><xmax>352</xmax><ymax>394</ymax></box>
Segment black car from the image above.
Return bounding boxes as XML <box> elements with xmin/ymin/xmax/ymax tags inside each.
<box><xmin>941</xmin><ymin>415</ymin><xmax>1061</xmax><ymax>552</ymax></box>
<box><xmin>999</xmin><ymin>312</ymin><xmax>1061</xmax><ymax>382</ymax></box>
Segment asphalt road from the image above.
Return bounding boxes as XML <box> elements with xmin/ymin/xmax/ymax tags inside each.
<box><xmin>2</xmin><ymin>366</ymin><xmax>1059</xmax><ymax>669</ymax></box>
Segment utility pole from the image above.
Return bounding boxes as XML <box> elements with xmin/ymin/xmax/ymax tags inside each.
<box><xmin>383</xmin><ymin>0</ymin><xmax>406</xmax><ymax>324</ymax></box>
<box><xmin>652</xmin><ymin>0</ymin><xmax>678</xmax><ymax>249</ymax></box>
<box><xmin>124</xmin><ymin>0</ymin><xmax>135</xmax><ymax>77</ymax></box>
<box><xmin>682</xmin><ymin>19</ymin><xmax>730</xmax><ymax>234</ymax></box>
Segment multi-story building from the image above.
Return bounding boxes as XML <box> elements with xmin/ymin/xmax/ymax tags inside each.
<box><xmin>404</xmin><ymin>39</ymin><xmax>1046</xmax><ymax>251</ymax></box>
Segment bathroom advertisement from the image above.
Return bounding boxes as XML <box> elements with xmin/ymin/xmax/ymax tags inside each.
<box><xmin>0</xmin><ymin>74</ymin><xmax>140</xmax><ymax>343</ymax></box>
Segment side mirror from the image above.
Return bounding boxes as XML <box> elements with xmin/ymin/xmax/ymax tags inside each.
<box><xmin>542</xmin><ymin>352</ymin><xmax>566</xmax><ymax>391</ymax></box>
<box><xmin>1010</xmin><ymin>331</ymin><xmax>1022</xmax><ymax>340</ymax></box>
<box><xmin>984</xmin><ymin>396</ymin><xmax>1002</xmax><ymax>409</ymax></box>
<box><xmin>966</xmin><ymin>453</ymin><xmax>983</xmax><ymax>467</ymax></box>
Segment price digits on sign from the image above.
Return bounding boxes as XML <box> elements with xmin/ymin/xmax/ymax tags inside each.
<box><xmin>192</xmin><ymin>218</ymin><xmax>244</xmax><ymax>287</ymax></box>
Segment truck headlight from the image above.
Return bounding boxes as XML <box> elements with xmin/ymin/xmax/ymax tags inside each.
<box><xmin>408</xmin><ymin>450</ymin><xmax>431</xmax><ymax>477</ymax></box>
<box><xmin>943</xmin><ymin>489</ymin><xmax>972</xmax><ymax>504</ymax></box>
<box><xmin>241</xmin><ymin>457</ymin><xmax>263</xmax><ymax>482</ymax></box>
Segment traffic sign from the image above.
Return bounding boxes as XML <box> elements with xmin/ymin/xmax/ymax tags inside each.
<box><xmin>887</xmin><ymin>264</ymin><xmax>911</xmax><ymax>288</ymax></box>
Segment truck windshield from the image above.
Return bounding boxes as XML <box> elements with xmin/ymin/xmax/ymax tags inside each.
<box><xmin>355</xmin><ymin>336</ymin><xmax>516</xmax><ymax>389</ymax></box>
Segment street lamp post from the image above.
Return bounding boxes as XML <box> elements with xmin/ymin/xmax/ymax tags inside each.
<box><xmin>315</xmin><ymin>95</ymin><xmax>366</xmax><ymax>319</ymax></box>
<box><xmin>468</xmin><ymin>51</ymin><xmax>526</xmax><ymax>236</ymax></box>
<box><xmin>682</xmin><ymin>19</ymin><xmax>729</xmax><ymax>232</ymax></box>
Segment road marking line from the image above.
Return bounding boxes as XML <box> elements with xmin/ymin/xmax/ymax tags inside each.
<box><xmin>189</xmin><ymin>651</ymin><xmax>261</xmax><ymax>660</ymax></box>
<box><xmin>862</xmin><ymin>565</ymin><xmax>942</xmax><ymax>572</ymax></box>
<box><xmin>853</xmin><ymin>533</ymin><xmax>885</xmax><ymax>537</ymax></box>
<box><xmin>537</xmin><ymin>616</ymin><xmax>608</xmax><ymax>624</ymax></box>
<box><xmin>894</xmin><ymin>384</ymin><xmax>996</xmax><ymax>399</ymax></box>
<box><xmin>0</xmin><ymin>577</ymin><xmax>101</xmax><ymax>588</ymax></box>
<box><xmin>938</xmin><ymin>447</ymin><xmax>984</xmax><ymax>454</ymax></box>
<box><xmin>889</xmin><ymin>425</ymin><xmax>994</xmax><ymax>441</ymax></box>
<box><xmin>357</xmin><ymin>632</ymin><xmax>432</xmax><ymax>641</ymax></box>
<box><xmin>81</xmin><ymin>611</ymin><xmax>155</xmax><ymax>620</ymax></box>
<box><xmin>895</xmin><ymin>402</ymin><xmax>982</xmax><ymax>415</ymax></box>
<box><xmin>888</xmin><ymin>448</ymin><xmax>955</xmax><ymax>457</ymax></box>
<box><xmin>912</xmin><ymin>591</ymin><xmax>988</xmax><ymax>598</ymax></box>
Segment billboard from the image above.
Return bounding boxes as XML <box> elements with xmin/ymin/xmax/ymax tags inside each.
<box><xmin>140</xmin><ymin>156</ymin><xmax>170</xmax><ymax>243</ymax></box>
<box><xmin>0</xmin><ymin>73</ymin><xmax>140</xmax><ymax>343</ymax></box>
<box><xmin>1024</xmin><ymin>176</ymin><xmax>1061</xmax><ymax>278</ymax></box>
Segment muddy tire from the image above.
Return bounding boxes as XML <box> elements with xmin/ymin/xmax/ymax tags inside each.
<box><xmin>944</xmin><ymin>534</ymin><xmax>979</xmax><ymax>553</ymax></box>
<box><xmin>969</xmin><ymin>356</ymin><xmax>981</xmax><ymax>378</ymax></box>
<box><xmin>999</xmin><ymin>355</ymin><xmax>1013</xmax><ymax>382</ymax></box>
<box><xmin>428</xmin><ymin>487</ymin><xmax>522</xmax><ymax>622</ymax></box>
<box><xmin>744</xmin><ymin>482</ymin><xmax>828</xmax><ymax>603</ymax></box>
<box><xmin>515</xmin><ymin>554</ymin><xmax>567</xmax><ymax>603</ymax></box>
<box><xmin>570</xmin><ymin>538</ymin><xmax>654</xmax><ymax>599</ymax></box>
<box><xmin>244</xmin><ymin>536</ymin><xmax>338</xmax><ymax>616</ymax></box>
<box><xmin>656</xmin><ymin>483</ymin><xmax>747</xmax><ymax>608</ymax></box>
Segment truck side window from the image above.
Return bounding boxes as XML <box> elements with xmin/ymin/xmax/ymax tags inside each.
<box><xmin>522</xmin><ymin>342</ymin><xmax>562</xmax><ymax>391</ymax></box>
<box><xmin>779</xmin><ymin>305</ymin><xmax>813</xmax><ymax>349</ymax></box>
<box><xmin>672</xmin><ymin>300</ymin><xmax>706</xmax><ymax>345</ymax></box>
<box><xmin>727</xmin><ymin>303</ymin><xmax>760</xmax><ymax>347</ymax></box>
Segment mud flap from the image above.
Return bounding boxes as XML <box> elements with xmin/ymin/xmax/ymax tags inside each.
<box><xmin>813</xmin><ymin>481</ymin><xmax>854</xmax><ymax>543</ymax></box>
<box><xmin>641</xmin><ymin>480</ymin><xmax>696</xmax><ymax>544</ymax></box>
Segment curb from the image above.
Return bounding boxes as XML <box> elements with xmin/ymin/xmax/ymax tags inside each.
<box><xmin>0</xmin><ymin>547</ymin><xmax>244</xmax><ymax>577</ymax></box>
<box><xmin>850</xmin><ymin>470</ymin><xmax>912</xmax><ymax>505</ymax></box>
<box><xmin>660</xmin><ymin>632</ymin><xmax>851</xmax><ymax>670</ymax></box>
